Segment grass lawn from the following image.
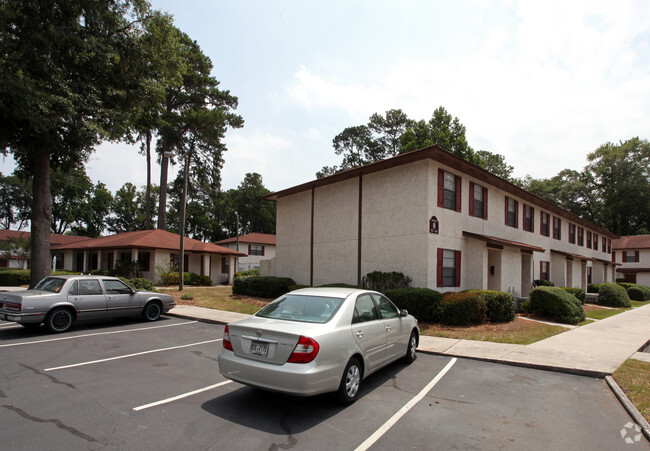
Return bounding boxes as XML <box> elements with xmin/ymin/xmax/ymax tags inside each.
<box><xmin>584</xmin><ymin>307</ymin><xmax>628</xmax><ymax>320</ymax></box>
<box><xmin>161</xmin><ymin>286</ymin><xmax>269</xmax><ymax>315</ymax></box>
<box><xmin>613</xmin><ymin>359</ymin><xmax>650</xmax><ymax>423</ymax></box>
<box><xmin>420</xmin><ymin>319</ymin><xmax>569</xmax><ymax>345</ymax></box>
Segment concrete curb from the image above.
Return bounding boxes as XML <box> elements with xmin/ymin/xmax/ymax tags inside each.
<box><xmin>605</xmin><ymin>376</ymin><xmax>650</xmax><ymax>443</ymax></box>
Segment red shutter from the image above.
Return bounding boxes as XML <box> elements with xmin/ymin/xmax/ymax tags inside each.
<box><xmin>636</xmin><ymin>251</ymin><xmax>640</xmax><ymax>262</ymax></box>
<box><xmin>455</xmin><ymin>175</ymin><xmax>462</xmax><ymax>212</ymax></box>
<box><xmin>483</xmin><ymin>187</ymin><xmax>488</xmax><ymax>220</ymax></box>
<box><xmin>455</xmin><ymin>250</ymin><xmax>461</xmax><ymax>287</ymax></box>
<box><xmin>248</xmin><ymin>244</ymin><xmax>251</xmax><ymax>255</ymax></box>
<box><xmin>437</xmin><ymin>248</ymin><xmax>443</xmax><ymax>287</ymax></box>
<box><xmin>540</xmin><ymin>261</ymin><xmax>543</xmax><ymax>279</ymax></box>
<box><xmin>504</xmin><ymin>197</ymin><xmax>508</xmax><ymax>225</ymax></box>
<box><xmin>540</xmin><ymin>212</ymin><xmax>543</xmax><ymax>235</ymax></box>
<box><xmin>221</xmin><ymin>257</ymin><xmax>226</xmax><ymax>273</ymax></box>
<box><xmin>437</xmin><ymin>169</ymin><xmax>444</xmax><ymax>208</ymax></box>
<box><xmin>261</xmin><ymin>245</ymin><xmax>265</xmax><ymax>256</ymax></box>
<box><xmin>469</xmin><ymin>182</ymin><xmax>475</xmax><ymax>216</ymax></box>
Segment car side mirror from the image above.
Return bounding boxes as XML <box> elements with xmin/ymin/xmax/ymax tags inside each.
<box><xmin>400</xmin><ymin>309</ymin><xmax>408</xmax><ymax>317</ymax></box>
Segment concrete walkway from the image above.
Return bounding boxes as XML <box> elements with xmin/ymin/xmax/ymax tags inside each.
<box><xmin>169</xmin><ymin>302</ymin><xmax>650</xmax><ymax>378</ymax></box>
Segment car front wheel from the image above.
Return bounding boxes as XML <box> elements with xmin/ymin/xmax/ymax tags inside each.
<box><xmin>45</xmin><ymin>308</ymin><xmax>73</xmax><ymax>333</ymax></box>
<box><xmin>337</xmin><ymin>357</ymin><xmax>362</xmax><ymax>404</ymax></box>
<box><xmin>403</xmin><ymin>331</ymin><xmax>418</xmax><ymax>363</ymax></box>
<box><xmin>142</xmin><ymin>302</ymin><xmax>162</xmax><ymax>322</ymax></box>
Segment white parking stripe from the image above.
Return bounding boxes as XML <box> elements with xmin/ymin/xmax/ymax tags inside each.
<box><xmin>0</xmin><ymin>321</ymin><xmax>198</xmax><ymax>348</ymax></box>
<box><xmin>44</xmin><ymin>339</ymin><xmax>222</xmax><ymax>371</ymax></box>
<box><xmin>133</xmin><ymin>381</ymin><xmax>233</xmax><ymax>411</ymax></box>
<box><xmin>355</xmin><ymin>358</ymin><xmax>457</xmax><ymax>451</ymax></box>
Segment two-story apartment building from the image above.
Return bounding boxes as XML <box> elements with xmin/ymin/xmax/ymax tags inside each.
<box><xmin>262</xmin><ymin>146</ymin><xmax>617</xmax><ymax>297</ymax></box>
<box><xmin>215</xmin><ymin>233</ymin><xmax>276</xmax><ymax>272</ymax></box>
<box><xmin>613</xmin><ymin>235</ymin><xmax>650</xmax><ymax>286</ymax></box>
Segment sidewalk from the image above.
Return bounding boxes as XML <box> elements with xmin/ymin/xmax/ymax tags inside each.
<box><xmin>168</xmin><ymin>302</ymin><xmax>650</xmax><ymax>378</ymax></box>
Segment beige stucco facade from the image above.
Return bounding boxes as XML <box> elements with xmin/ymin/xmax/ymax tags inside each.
<box><xmin>265</xmin><ymin>147</ymin><xmax>618</xmax><ymax>297</ymax></box>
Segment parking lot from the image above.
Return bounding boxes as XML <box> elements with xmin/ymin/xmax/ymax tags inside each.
<box><xmin>0</xmin><ymin>315</ymin><xmax>647</xmax><ymax>450</ymax></box>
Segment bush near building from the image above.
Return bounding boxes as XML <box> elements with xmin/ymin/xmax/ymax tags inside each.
<box><xmin>466</xmin><ymin>290</ymin><xmax>516</xmax><ymax>323</ymax></box>
<box><xmin>597</xmin><ymin>282</ymin><xmax>632</xmax><ymax>308</ymax></box>
<box><xmin>560</xmin><ymin>287</ymin><xmax>586</xmax><ymax>304</ymax></box>
<box><xmin>627</xmin><ymin>285</ymin><xmax>650</xmax><ymax>301</ymax></box>
<box><xmin>233</xmin><ymin>275</ymin><xmax>296</xmax><ymax>298</ymax></box>
<box><xmin>385</xmin><ymin>287</ymin><xmax>443</xmax><ymax>323</ymax></box>
<box><xmin>440</xmin><ymin>292</ymin><xmax>488</xmax><ymax>326</ymax></box>
<box><xmin>529</xmin><ymin>287</ymin><xmax>586</xmax><ymax>325</ymax></box>
<box><xmin>360</xmin><ymin>271</ymin><xmax>412</xmax><ymax>292</ymax></box>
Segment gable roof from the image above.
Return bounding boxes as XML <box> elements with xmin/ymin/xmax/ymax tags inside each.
<box><xmin>612</xmin><ymin>235</ymin><xmax>650</xmax><ymax>250</ymax></box>
<box><xmin>0</xmin><ymin>230</ymin><xmax>92</xmax><ymax>246</ymax></box>
<box><xmin>215</xmin><ymin>233</ymin><xmax>276</xmax><ymax>246</ymax></box>
<box><xmin>263</xmin><ymin>145</ymin><xmax>618</xmax><ymax>239</ymax></box>
<box><xmin>50</xmin><ymin>229</ymin><xmax>246</xmax><ymax>256</ymax></box>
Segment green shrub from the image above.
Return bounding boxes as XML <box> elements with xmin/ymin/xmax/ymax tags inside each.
<box><xmin>161</xmin><ymin>272</ymin><xmax>179</xmax><ymax>285</ymax></box>
<box><xmin>467</xmin><ymin>290</ymin><xmax>516</xmax><ymax>323</ymax></box>
<box><xmin>384</xmin><ymin>288</ymin><xmax>443</xmax><ymax>323</ymax></box>
<box><xmin>519</xmin><ymin>299</ymin><xmax>531</xmax><ymax>313</ymax></box>
<box><xmin>233</xmin><ymin>276</ymin><xmax>296</xmax><ymax>298</ymax></box>
<box><xmin>528</xmin><ymin>287</ymin><xmax>585</xmax><ymax>325</ymax></box>
<box><xmin>616</xmin><ymin>282</ymin><xmax>636</xmax><ymax>290</ymax></box>
<box><xmin>195</xmin><ymin>275</ymin><xmax>213</xmax><ymax>286</ymax></box>
<box><xmin>587</xmin><ymin>284</ymin><xmax>601</xmax><ymax>294</ymax></box>
<box><xmin>597</xmin><ymin>282</ymin><xmax>631</xmax><ymax>307</ymax></box>
<box><xmin>627</xmin><ymin>285</ymin><xmax>650</xmax><ymax>301</ymax></box>
<box><xmin>561</xmin><ymin>287</ymin><xmax>586</xmax><ymax>304</ymax></box>
<box><xmin>0</xmin><ymin>269</ymin><xmax>30</xmax><ymax>286</ymax></box>
<box><xmin>439</xmin><ymin>292</ymin><xmax>487</xmax><ymax>326</ymax></box>
<box><xmin>126</xmin><ymin>277</ymin><xmax>156</xmax><ymax>292</ymax></box>
<box><xmin>288</xmin><ymin>284</ymin><xmax>311</xmax><ymax>291</ymax></box>
<box><xmin>90</xmin><ymin>269</ymin><xmax>110</xmax><ymax>276</ymax></box>
<box><xmin>235</xmin><ymin>269</ymin><xmax>260</xmax><ymax>277</ymax></box>
<box><xmin>360</xmin><ymin>271</ymin><xmax>412</xmax><ymax>293</ymax></box>
<box><xmin>180</xmin><ymin>293</ymin><xmax>194</xmax><ymax>300</ymax></box>
<box><xmin>533</xmin><ymin>279</ymin><xmax>554</xmax><ymax>287</ymax></box>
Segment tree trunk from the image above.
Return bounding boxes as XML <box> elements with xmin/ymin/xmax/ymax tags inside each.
<box><xmin>157</xmin><ymin>142</ymin><xmax>169</xmax><ymax>230</ymax></box>
<box><xmin>145</xmin><ymin>130</ymin><xmax>152</xmax><ymax>229</ymax></box>
<box><xmin>30</xmin><ymin>151</ymin><xmax>52</xmax><ymax>288</ymax></box>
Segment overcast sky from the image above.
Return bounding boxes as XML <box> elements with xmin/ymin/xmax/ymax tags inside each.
<box><xmin>2</xmin><ymin>0</ymin><xmax>649</xmax><ymax>194</ymax></box>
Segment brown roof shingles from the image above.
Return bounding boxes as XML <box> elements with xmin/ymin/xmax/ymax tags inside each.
<box><xmin>215</xmin><ymin>233</ymin><xmax>276</xmax><ymax>246</ymax></box>
<box><xmin>612</xmin><ymin>235</ymin><xmax>650</xmax><ymax>250</ymax></box>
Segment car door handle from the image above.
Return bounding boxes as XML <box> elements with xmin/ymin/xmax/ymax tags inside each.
<box><xmin>386</xmin><ymin>325</ymin><xmax>392</xmax><ymax>331</ymax></box>
<box><xmin>356</xmin><ymin>331</ymin><xmax>364</xmax><ymax>338</ymax></box>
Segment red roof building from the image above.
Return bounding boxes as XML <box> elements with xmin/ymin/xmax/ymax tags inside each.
<box><xmin>215</xmin><ymin>233</ymin><xmax>276</xmax><ymax>272</ymax></box>
<box><xmin>613</xmin><ymin>235</ymin><xmax>650</xmax><ymax>285</ymax></box>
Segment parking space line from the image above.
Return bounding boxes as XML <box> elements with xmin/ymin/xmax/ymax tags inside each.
<box><xmin>133</xmin><ymin>381</ymin><xmax>233</xmax><ymax>411</ymax></box>
<box><xmin>44</xmin><ymin>339</ymin><xmax>222</xmax><ymax>371</ymax></box>
<box><xmin>355</xmin><ymin>358</ymin><xmax>457</xmax><ymax>451</ymax></box>
<box><xmin>0</xmin><ymin>321</ymin><xmax>199</xmax><ymax>348</ymax></box>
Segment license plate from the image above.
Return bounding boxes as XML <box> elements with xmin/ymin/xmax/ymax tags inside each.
<box><xmin>250</xmin><ymin>341</ymin><xmax>268</xmax><ymax>357</ymax></box>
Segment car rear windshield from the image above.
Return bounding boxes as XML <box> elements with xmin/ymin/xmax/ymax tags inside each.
<box><xmin>34</xmin><ymin>277</ymin><xmax>66</xmax><ymax>293</ymax></box>
<box><xmin>255</xmin><ymin>295</ymin><xmax>344</xmax><ymax>323</ymax></box>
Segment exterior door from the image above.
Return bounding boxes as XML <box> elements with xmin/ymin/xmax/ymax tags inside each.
<box><xmin>351</xmin><ymin>294</ymin><xmax>386</xmax><ymax>371</ymax></box>
<box><xmin>68</xmin><ymin>279</ymin><xmax>107</xmax><ymax>319</ymax></box>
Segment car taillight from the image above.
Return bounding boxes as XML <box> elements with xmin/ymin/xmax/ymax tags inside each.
<box><xmin>6</xmin><ymin>302</ymin><xmax>21</xmax><ymax>312</ymax></box>
<box><xmin>288</xmin><ymin>336</ymin><xmax>319</xmax><ymax>364</ymax></box>
<box><xmin>222</xmin><ymin>325</ymin><xmax>233</xmax><ymax>351</ymax></box>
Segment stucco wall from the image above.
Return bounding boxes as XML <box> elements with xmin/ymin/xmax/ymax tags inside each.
<box><xmin>275</xmin><ymin>190</ymin><xmax>312</xmax><ymax>285</ymax></box>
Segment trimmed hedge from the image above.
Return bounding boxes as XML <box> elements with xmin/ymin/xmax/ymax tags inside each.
<box><xmin>597</xmin><ymin>282</ymin><xmax>631</xmax><ymax>308</ymax></box>
<box><xmin>627</xmin><ymin>285</ymin><xmax>650</xmax><ymax>302</ymax></box>
<box><xmin>360</xmin><ymin>271</ymin><xmax>412</xmax><ymax>292</ymax></box>
<box><xmin>467</xmin><ymin>290</ymin><xmax>516</xmax><ymax>323</ymax></box>
<box><xmin>0</xmin><ymin>269</ymin><xmax>30</xmax><ymax>286</ymax></box>
<box><xmin>529</xmin><ymin>287</ymin><xmax>585</xmax><ymax>325</ymax></box>
<box><xmin>123</xmin><ymin>277</ymin><xmax>156</xmax><ymax>292</ymax></box>
<box><xmin>587</xmin><ymin>284</ymin><xmax>601</xmax><ymax>294</ymax></box>
<box><xmin>533</xmin><ymin>279</ymin><xmax>554</xmax><ymax>287</ymax></box>
<box><xmin>561</xmin><ymin>287</ymin><xmax>586</xmax><ymax>304</ymax></box>
<box><xmin>161</xmin><ymin>272</ymin><xmax>212</xmax><ymax>286</ymax></box>
<box><xmin>233</xmin><ymin>275</ymin><xmax>296</xmax><ymax>298</ymax></box>
<box><xmin>384</xmin><ymin>288</ymin><xmax>443</xmax><ymax>323</ymax></box>
<box><xmin>440</xmin><ymin>292</ymin><xmax>487</xmax><ymax>326</ymax></box>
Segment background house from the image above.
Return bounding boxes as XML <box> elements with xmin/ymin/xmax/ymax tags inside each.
<box><xmin>613</xmin><ymin>235</ymin><xmax>650</xmax><ymax>285</ymax></box>
<box><xmin>215</xmin><ymin>233</ymin><xmax>276</xmax><ymax>272</ymax></box>
<box><xmin>262</xmin><ymin>146</ymin><xmax>618</xmax><ymax>297</ymax></box>
<box><xmin>50</xmin><ymin>229</ymin><xmax>245</xmax><ymax>285</ymax></box>
<box><xmin>0</xmin><ymin>230</ymin><xmax>91</xmax><ymax>269</ymax></box>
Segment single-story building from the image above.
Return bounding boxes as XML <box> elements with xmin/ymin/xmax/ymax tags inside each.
<box><xmin>215</xmin><ymin>233</ymin><xmax>276</xmax><ymax>271</ymax></box>
<box><xmin>50</xmin><ymin>229</ymin><xmax>245</xmax><ymax>285</ymax></box>
<box><xmin>613</xmin><ymin>235</ymin><xmax>650</xmax><ymax>286</ymax></box>
<box><xmin>0</xmin><ymin>230</ymin><xmax>91</xmax><ymax>269</ymax></box>
<box><xmin>262</xmin><ymin>145</ymin><xmax>619</xmax><ymax>297</ymax></box>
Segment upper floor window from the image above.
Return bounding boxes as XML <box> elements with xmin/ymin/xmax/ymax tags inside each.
<box><xmin>249</xmin><ymin>244</ymin><xmax>265</xmax><ymax>256</ymax></box>
<box><xmin>569</xmin><ymin>224</ymin><xmax>576</xmax><ymax>244</ymax></box>
<box><xmin>505</xmin><ymin>197</ymin><xmax>518</xmax><ymax>228</ymax></box>
<box><xmin>623</xmin><ymin>251</ymin><xmax>640</xmax><ymax>262</ymax></box>
<box><xmin>578</xmin><ymin>227</ymin><xmax>584</xmax><ymax>246</ymax></box>
<box><xmin>438</xmin><ymin>169</ymin><xmax>461</xmax><ymax>212</ymax></box>
<box><xmin>587</xmin><ymin>231</ymin><xmax>592</xmax><ymax>249</ymax></box>
<box><xmin>553</xmin><ymin>217</ymin><xmax>561</xmax><ymax>240</ymax></box>
<box><xmin>523</xmin><ymin>205</ymin><xmax>534</xmax><ymax>232</ymax></box>
<box><xmin>602</xmin><ymin>236</ymin><xmax>607</xmax><ymax>253</ymax></box>
<box><xmin>593</xmin><ymin>234</ymin><xmax>599</xmax><ymax>251</ymax></box>
<box><xmin>469</xmin><ymin>182</ymin><xmax>487</xmax><ymax>219</ymax></box>
<box><xmin>540</xmin><ymin>212</ymin><xmax>550</xmax><ymax>237</ymax></box>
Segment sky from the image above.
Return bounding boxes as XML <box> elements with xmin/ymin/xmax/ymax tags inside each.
<box><xmin>2</xmin><ymin>0</ymin><xmax>650</xmax><ymax>194</ymax></box>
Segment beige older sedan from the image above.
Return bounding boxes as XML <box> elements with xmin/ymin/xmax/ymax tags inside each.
<box><xmin>218</xmin><ymin>287</ymin><xmax>419</xmax><ymax>404</ymax></box>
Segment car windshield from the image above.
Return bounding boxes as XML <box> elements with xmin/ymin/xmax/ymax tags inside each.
<box><xmin>256</xmin><ymin>294</ymin><xmax>344</xmax><ymax>323</ymax></box>
<box><xmin>34</xmin><ymin>277</ymin><xmax>66</xmax><ymax>293</ymax></box>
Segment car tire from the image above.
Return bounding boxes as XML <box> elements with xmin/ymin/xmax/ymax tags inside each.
<box><xmin>403</xmin><ymin>331</ymin><xmax>418</xmax><ymax>363</ymax></box>
<box><xmin>142</xmin><ymin>302</ymin><xmax>162</xmax><ymax>322</ymax></box>
<box><xmin>45</xmin><ymin>308</ymin><xmax>73</xmax><ymax>333</ymax></box>
<box><xmin>337</xmin><ymin>357</ymin><xmax>362</xmax><ymax>404</ymax></box>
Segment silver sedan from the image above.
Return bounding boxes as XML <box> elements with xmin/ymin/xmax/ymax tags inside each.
<box><xmin>218</xmin><ymin>287</ymin><xmax>419</xmax><ymax>404</ymax></box>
